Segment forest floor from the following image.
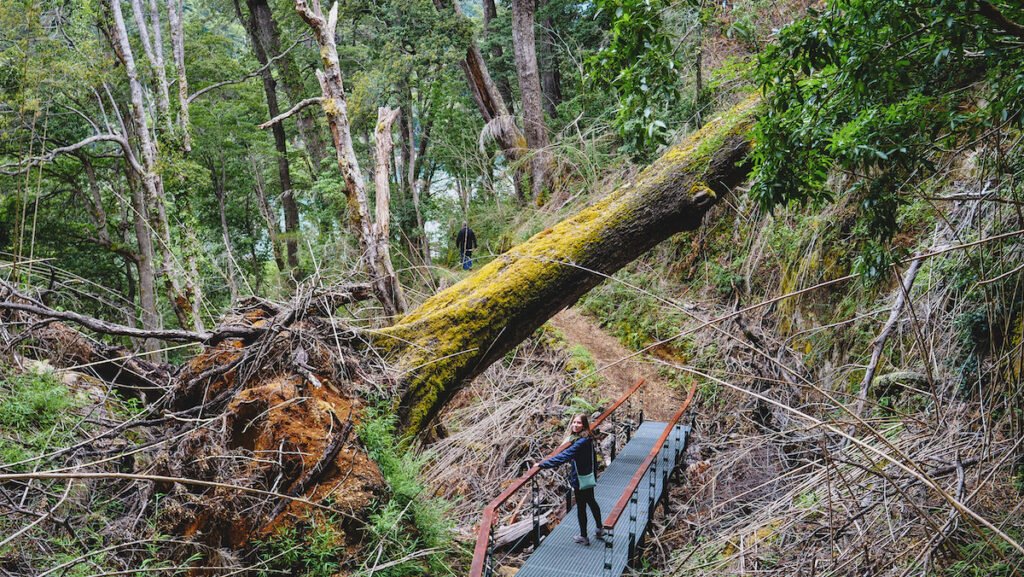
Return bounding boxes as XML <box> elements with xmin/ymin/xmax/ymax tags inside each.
<box><xmin>548</xmin><ymin>307</ymin><xmax>678</xmax><ymax>421</ymax></box>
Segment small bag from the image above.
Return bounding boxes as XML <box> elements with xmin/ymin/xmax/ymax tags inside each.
<box><xmin>575</xmin><ymin>439</ymin><xmax>597</xmax><ymax>490</ymax></box>
<box><xmin>577</xmin><ymin>471</ymin><xmax>596</xmax><ymax>490</ymax></box>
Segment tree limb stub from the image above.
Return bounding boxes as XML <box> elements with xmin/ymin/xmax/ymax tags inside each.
<box><xmin>379</xmin><ymin>95</ymin><xmax>761</xmax><ymax>436</ymax></box>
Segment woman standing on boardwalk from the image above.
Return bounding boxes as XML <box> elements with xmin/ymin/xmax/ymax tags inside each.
<box><xmin>538</xmin><ymin>414</ymin><xmax>605</xmax><ymax>546</ymax></box>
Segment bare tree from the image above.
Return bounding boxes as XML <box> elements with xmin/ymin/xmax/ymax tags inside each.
<box><xmin>107</xmin><ymin>0</ymin><xmax>200</xmax><ymax>332</ymax></box>
<box><xmin>373</xmin><ymin>107</ymin><xmax>408</xmax><ymax>315</ymax></box>
<box><xmin>294</xmin><ymin>0</ymin><xmax>406</xmax><ymax>320</ymax></box>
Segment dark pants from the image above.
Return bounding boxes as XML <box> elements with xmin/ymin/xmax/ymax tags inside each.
<box><xmin>574</xmin><ymin>487</ymin><xmax>602</xmax><ymax>537</ymax></box>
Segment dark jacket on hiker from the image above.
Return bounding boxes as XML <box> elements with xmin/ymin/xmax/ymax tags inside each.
<box><xmin>455</xmin><ymin>225</ymin><xmax>477</xmax><ymax>257</ymax></box>
<box><xmin>540</xmin><ymin>436</ymin><xmax>597</xmax><ymax>490</ymax></box>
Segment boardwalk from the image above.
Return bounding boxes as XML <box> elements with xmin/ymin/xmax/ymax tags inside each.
<box><xmin>515</xmin><ymin>420</ymin><xmax>690</xmax><ymax>577</ymax></box>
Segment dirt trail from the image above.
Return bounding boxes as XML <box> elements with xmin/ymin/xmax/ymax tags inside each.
<box><xmin>548</xmin><ymin>307</ymin><xmax>679</xmax><ymax>421</ymax></box>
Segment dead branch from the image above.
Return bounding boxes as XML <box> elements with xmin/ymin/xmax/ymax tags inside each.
<box><xmin>257</xmin><ymin>97</ymin><xmax>324</xmax><ymax>129</ymax></box>
<box><xmin>976</xmin><ymin>0</ymin><xmax>1024</xmax><ymax>40</ymax></box>
<box><xmin>0</xmin><ymin>298</ymin><xmax>251</xmax><ymax>343</ymax></box>
<box><xmin>188</xmin><ymin>36</ymin><xmax>307</xmax><ymax>104</ymax></box>
<box><xmin>855</xmin><ymin>257</ymin><xmax>923</xmax><ymax>417</ymax></box>
<box><xmin>0</xmin><ymin>471</ymin><xmax>341</xmax><ymax>513</ymax></box>
<box><xmin>0</xmin><ymin>133</ymin><xmax>144</xmax><ymax>176</ymax></box>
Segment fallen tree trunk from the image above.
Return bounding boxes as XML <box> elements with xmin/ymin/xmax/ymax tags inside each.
<box><xmin>0</xmin><ymin>97</ymin><xmax>758</xmax><ymax>562</ymax></box>
<box><xmin>379</xmin><ymin>95</ymin><xmax>760</xmax><ymax>436</ymax></box>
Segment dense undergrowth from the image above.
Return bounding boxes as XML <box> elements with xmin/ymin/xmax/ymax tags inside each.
<box><xmin>3</xmin><ymin>1</ymin><xmax>1023</xmax><ymax>576</ymax></box>
<box><xmin>577</xmin><ymin>135</ymin><xmax>1024</xmax><ymax>576</ymax></box>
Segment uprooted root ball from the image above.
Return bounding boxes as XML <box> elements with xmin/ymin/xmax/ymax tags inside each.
<box><xmin>143</xmin><ymin>297</ymin><xmax>392</xmax><ymax>563</ymax></box>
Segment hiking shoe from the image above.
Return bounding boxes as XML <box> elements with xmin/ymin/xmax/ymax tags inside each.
<box><xmin>595</xmin><ymin>528</ymin><xmax>607</xmax><ymax>540</ymax></box>
<box><xmin>573</xmin><ymin>535</ymin><xmax>591</xmax><ymax>546</ymax></box>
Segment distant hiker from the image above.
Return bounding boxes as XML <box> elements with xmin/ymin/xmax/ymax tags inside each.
<box><xmin>455</xmin><ymin>222</ymin><xmax>477</xmax><ymax>270</ymax></box>
<box><xmin>538</xmin><ymin>414</ymin><xmax>605</xmax><ymax>546</ymax></box>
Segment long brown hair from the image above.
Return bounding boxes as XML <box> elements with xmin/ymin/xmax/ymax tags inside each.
<box><xmin>563</xmin><ymin>413</ymin><xmax>593</xmax><ymax>443</ymax></box>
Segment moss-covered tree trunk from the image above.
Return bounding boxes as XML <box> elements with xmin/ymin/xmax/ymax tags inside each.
<box><xmin>379</xmin><ymin>96</ymin><xmax>760</xmax><ymax>436</ymax></box>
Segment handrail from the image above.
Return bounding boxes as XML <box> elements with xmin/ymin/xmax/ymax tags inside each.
<box><xmin>601</xmin><ymin>381</ymin><xmax>697</xmax><ymax>531</ymax></box>
<box><xmin>469</xmin><ymin>377</ymin><xmax>646</xmax><ymax>577</ymax></box>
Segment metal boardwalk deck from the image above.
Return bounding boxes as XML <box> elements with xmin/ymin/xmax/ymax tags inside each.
<box><xmin>515</xmin><ymin>420</ymin><xmax>688</xmax><ymax>577</ymax></box>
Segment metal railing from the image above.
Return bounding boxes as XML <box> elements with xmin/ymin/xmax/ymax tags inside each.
<box><xmin>601</xmin><ymin>382</ymin><xmax>697</xmax><ymax>575</ymax></box>
<box><xmin>469</xmin><ymin>378</ymin><xmax>648</xmax><ymax>577</ymax></box>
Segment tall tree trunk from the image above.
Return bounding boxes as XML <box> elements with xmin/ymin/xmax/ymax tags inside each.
<box><xmin>434</xmin><ymin>0</ymin><xmax>528</xmax><ymax>202</ymax></box>
<box><xmin>379</xmin><ymin>96</ymin><xmax>760</xmax><ymax>435</ymax></box>
<box><xmin>167</xmin><ymin>0</ymin><xmax>191</xmax><ymax>151</ymax></box>
<box><xmin>80</xmin><ymin>156</ymin><xmax>112</xmax><ymax>248</ymax></box>
<box><xmin>184</xmin><ymin>229</ymin><xmax>205</xmax><ymax>332</ymax></box>
<box><xmin>511</xmin><ymin>0</ymin><xmax>552</xmax><ymax>203</ymax></box>
<box><xmin>482</xmin><ymin>0</ymin><xmax>515</xmax><ymax>113</ymax></box>
<box><xmin>249</xmin><ymin>152</ymin><xmax>287</xmax><ymax>275</ymax></box>
<box><xmin>129</xmin><ymin>0</ymin><xmax>171</xmax><ymax>130</ymax></box>
<box><xmin>373</xmin><ymin>107</ymin><xmax>408</xmax><ymax>315</ymax></box>
<box><xmin>235</xmin><ymin>0</ymin><xmax>301</xmax><ymax>276</ymax></box>
<box><xmin>412</xmin><ymin>111</ymin><xmax>433</xmax><ymax>266</ymax></box>
<box><xmin>125</xmin><ymin>169</ymin><xmax>161</xmax><ymax>356</ymax></box>
<box><xmin>148</xmin><ymin>0</ymin><xmax>169</xmax><ymax>124</ymax></box>
<box><xmin>107</xmin><ymin>0</ymin><xmax>197</xmax><ymax>332</ymax></box>
<box><xmin>539</xmin><ymin>0</ymin><xmax>562</xmax><ymax>118</ymax></box>
<box><xmin>246</xmin><ymin>0</ymin><xmax>327</xmax><ymax>172</ymax></box>
<box><xmin>215</xmin><ymin>161</ymin><xmax>239</xmax><ymax>303</ymax></box>
<box><xmin>295</xmin><ymin>0</ymin><xmax>406</xmax><ymax>320</ymax></box>
<box><xmin>399</xmin><ymin>82</ymin><xmax>431</xmax><ymax>265</ymax></box>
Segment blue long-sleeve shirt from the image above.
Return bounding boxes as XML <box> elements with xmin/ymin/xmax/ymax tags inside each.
<box><xmin>540</xmin><ymin>436</ymin><xmax>596</xmax><ymax>490</ymax></box>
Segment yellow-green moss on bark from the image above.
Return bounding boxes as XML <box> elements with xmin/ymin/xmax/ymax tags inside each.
<box><xmin>379</xmin><ymin>96</ymin><xmax>761</xmax><ymax>436</ymax></box>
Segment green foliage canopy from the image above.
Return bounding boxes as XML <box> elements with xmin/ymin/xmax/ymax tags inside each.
<box><xmin>751</xmin><ymin>0</ymin><xmax>1024</xmax><ymax>277</ymax></box>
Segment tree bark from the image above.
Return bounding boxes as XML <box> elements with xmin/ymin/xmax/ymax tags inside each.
<box><xmin>80</xmin><ymin>155</ymin><xmax>113</xmax><ymax>250</ymax></box>
<box><xmin>107</xmin><ymin>0</ymin><xmax>197</xmax><ymax>333</ymax></box>
<box><xmin>245</xmin><ymin>0</ymin><xmax>327</xmax><ymax>171</ymax></box>
<box><xmin>167</xmin><ymin>0</ymin><xmax>191</xmax><ymax>151</ymax></box>
<box><xmin>124</xmin><ymin>168</ymin><xmax>161</xmax><ymax>355</ymax></box>
<box><xmin>295</xmin><ymin>0</ymin><xmax>406</xmax><ymax>320</ymax></box>
<box><xmin>539</xmin><ymin>0</ymin><xmax>562</xmax><ymax>118</ymax></box>
<box><xmin>511</xmin><ymin>0</ymin><xmax>552</xmax><ymax>203</ymax></box>
<box><xmin>434</xmin><ymin>0</ymin><xmax>528</xmax><ymax>201</ymax></box>
<box><xmin>373</xmin><ymin>107</ymin><xmax>408</xmax><ymax>315</ymax></box>
<box><xmin>130</xmin><ymin>0</ymin><xmax>171</xmax><ymax>130</ymax></box>
<box><xmin>379</xmin><ymin>96</ymin><xmax>760</xmax><ymax>435</ymax></box>
<box><xmin>235</xmin><ymin>0</ymin><xmax>301</xmax><ymax>276</ymax></box>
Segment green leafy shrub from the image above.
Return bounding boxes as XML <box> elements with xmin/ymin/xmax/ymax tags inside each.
<box><xmin>945</xmin><ymin>529</ymin><xmax>1024</xmax><ymax>577</ymax></box>
<box><xmin>586</xmin><ymin>0</ymin><xmax>688</xmax><ymax>159</ymax></box>
<box><xmin>0</xmin><ymin>368</ymin><xmax>86</xmax><ymax>470</ymax></box>
<box><xmin>255</xmin><ymin>516</ymin><xmax>346</xmax><ymax>577</ymax></box>
<box><xmin>751</xmin><ymin>0</ymin><xmax>1024</xmax><ymax>274</ymax></box>
<box><xmin>355</xmin><ymin>404</ymin><xmax>455</xmax><ymax>576</ymax></box>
